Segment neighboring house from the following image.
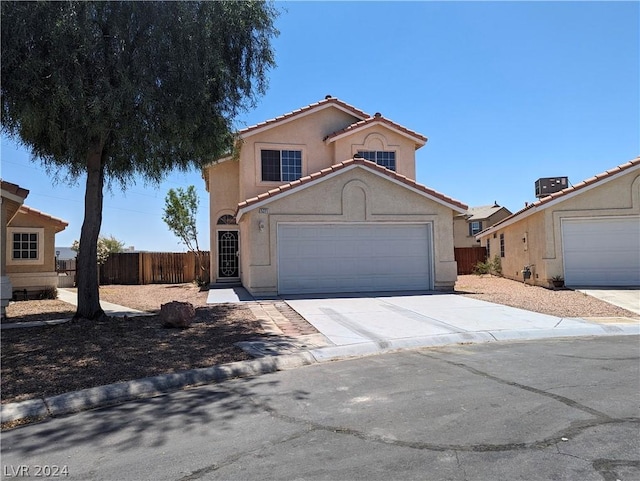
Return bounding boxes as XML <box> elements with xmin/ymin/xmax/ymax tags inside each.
<box><xmin>203</xmin><ymin>96</ymin><xmax>468</xmax><ymax>295</ymax></box>
<box><xmin>453</xmin><ymin>203</ymin><xmax>512</xmax><ymax>248</ymax></box>
<box><xmin>452</xmin><ymin>203</ymin><xmax>512</xmax><ymax>274</ymax></box>
<box><xmin>1</xmin><ymin>180</ymin><xmax>29</xmax><ymax>317</ymax></box>
<box><xmin>5</xmin><ymin>203</ymin><xmax>69</xmax><ymax>299</ymax></box>
<box><xmin>476</xmin><ymin>157</ymin><xmax>640</xmax><ymax>287</ymax></box>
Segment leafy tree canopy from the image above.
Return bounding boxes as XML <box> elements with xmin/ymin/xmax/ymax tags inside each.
<box><xmin>72</xmin><ymin>235</ymin><xmax>126</xmax><ymax>265</ymax></box>
<box><xmin>162</xmin><ymin>185</ymin><xmax>208</xmax><ymax>285</ymax></box>
<box><xmin>1</xmin><ymin>1</ymin><xmax>278</xmax><ymax>183</ymax></box>
<box><xmin>1</xmin><ymin>1</ymin><xmax>278</xmax><ymax>319</ymax></box>
<box><xmin>163</xmin><ymin>186</ymin><xmax>201</xmax><ymax>254</ymax></box>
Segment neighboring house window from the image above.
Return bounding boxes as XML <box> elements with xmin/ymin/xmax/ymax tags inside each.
<box><xmin>13</xmin><ymin>232</ymin><xmax>38</xmax><ymax>260</ymax></box>
<box><xmin>6</xmin><ymin>227</ymin><xmax>45</xmax><ymax>265</ymax></box>
<box><xmin>486</xmin><ymin>239</ymin><xmax>490</xmax><ymax>257</ymax></box>
<box><xmin>357</xmin><ymin>151</ymin><xmax>396</xmax><ymax>171</ymax></box>
<box><xmin>261</xmin><ymin>149</ymin><xmax>302</xmax><ymax>182</ymax></box>
<box><xmin>469</xmin><ymin>221</ymin><xmax>483</xmax><ymax>236</ymax></box>
<box><xmin>499</xmin><ymin>233</ymin><xmax>505</xmax><ymax>258</ymax></box>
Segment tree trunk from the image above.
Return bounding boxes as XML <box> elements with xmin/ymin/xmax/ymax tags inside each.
<box><xmin>74</xmin><ymin>143</ymin><xmax>106</xmax><ymax>320</ymax></box>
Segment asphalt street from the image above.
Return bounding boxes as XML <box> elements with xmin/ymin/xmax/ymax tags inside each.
<box><xmin>1</xmin><ymin>335</ymin><xmax>639</xmax><ymax>481</ymax></box>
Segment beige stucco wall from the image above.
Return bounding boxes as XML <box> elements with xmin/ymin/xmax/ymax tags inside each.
<box><xmin>332</xmin><ymin>126</ymin><xmax>417</xmax><ymax>179</ymax></box>
<box><xmin>238</xmin><ymin>107</ymin><xmax>361</xmax><ymax>202</ymax></box>
<box><xmin>237</xmin><ymin>166</ymin><xmax>459</xmax><ymax>296</ymax></box>
<box><xmin>478</xmin><ymin>171</ymin><xmax>640</xmax><ymax>286</ymax></box>
<box><xmin>453</xmin><ymin>216</ymin><xmax>480</xmax><ymax>249</ymax></box>
<box><xmin>6</xmin><ymin>210</ymin><xmax>62</xmax><ymax>294</ymax></box>
<box><xmin>206</xmin><ymin>160</ymin><xmax>241</xmax><ymax>281</ymax></box>
<box><xmin>237</xmin><ymin>107</ymin><xmax>421</xmax><ymax>202</ymax></box>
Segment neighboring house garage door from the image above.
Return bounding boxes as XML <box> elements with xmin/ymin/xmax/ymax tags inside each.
<box><xmin>562</xmin><ymin>216</ymin><xmax>640</xmax><ymax>287</ymax></box>
<box><xmin>278</xmin><ymin>223</ymin><xmax>433</xmax><ymax>294</ymax></box>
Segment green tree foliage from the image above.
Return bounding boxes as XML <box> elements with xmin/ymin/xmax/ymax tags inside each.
<box><xmin>1</xmin><ymin>1</ymin><xmax>278</xmax><ymax>319</ymax></box>
<box><xmin>71</xmin><ymin>235</ymin><xmax>126</xmax><ymax>265</ymax></box>
<box><xmin>163</xmin><ymin>186</ymin><xmax>201</xmax><ymax>253</ymax></box>
<box><xmin>473</xmin><ymin>254</ymin><xmax>503</xmax><ymax>276</ymax></box>
<box><xmin>162</xmin><ymin>186</ymin><xmax>208</xmax><ymax>285</ymax></box>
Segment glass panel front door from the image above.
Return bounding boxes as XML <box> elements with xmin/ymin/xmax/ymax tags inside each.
<box><xmin>218</xmin><ymin>230</ymin><xmax>239</xmax><ymax>278</ymax></box>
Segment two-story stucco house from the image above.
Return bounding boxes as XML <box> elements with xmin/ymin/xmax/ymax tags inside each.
<box><xmin>203</xmin><ymin>96</ymin><xmax>468</xmax><ymax>296</ymax></box>
<box><xmin>453</xmin><ymin>203</ymin><xmax>512</xmax><ymax>249</ymax></box>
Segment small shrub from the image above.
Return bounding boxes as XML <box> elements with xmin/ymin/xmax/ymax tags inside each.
<box><xmin>473</xmin><ymin>260</ymin><xmax>491</xmax><ymax>275</ymax></box>
<box><xmin>39</xmin><ymin>287</ymin><xmax>58</xmax><ymax>300</ymax></box>
<box><xmin>490</xmin><ymin>255</ymin><xmax>502</xmax><ymax>276</ymax></box>
<box><xmin>473</xmin><ymin>255</ymin><xmax>502</xmax><ymax>276</ymax></box>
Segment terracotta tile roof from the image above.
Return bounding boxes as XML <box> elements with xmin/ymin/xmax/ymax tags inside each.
<box><xmin>1</xmin><ymin>180</ymin><xmax>29</xmax><ymax>200</ymax></box>
<box><xmin>237</xmin><ymin>96</ymin><xmax>369</xmax><ymax>137</ymax></box>
<box><xmin>324</xmin><ymin>112</ymin><xmax>427</xmax><ymax>147</ymax></box>
<box><xmin>237</xmin><ymin>158</ymin><xmax>468</xmax><ymax>215</ymax></box>
<box><xmin>15</xmin><ymin>205</ymin><xmax>68</xmax><ymax>232</ymax></box>
<box><xmin>478</xmin><ymin>156</ymin><xmax>640</xmax><ymax>236</ymax></box>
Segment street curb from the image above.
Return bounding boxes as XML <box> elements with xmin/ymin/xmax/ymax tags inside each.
<box><xmin>307</xmin><ymin>326</ymin><xmax>640</xmax><ymax>362</ymax></box>
<box><xmin>1</xmin><ymin>352</ymin><xmax>316</xmax><ymax>424</ymax></box>
<box><xmin>3</xmin><ymin>327</ymin><xmax>638</xmax><ymax>425</ymax></box>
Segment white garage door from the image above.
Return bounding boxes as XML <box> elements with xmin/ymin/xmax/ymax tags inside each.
<box><xmin>562</xmin><ymin>217</ymin><xmax>640</xmax><ymax>286</ymax></box>
<box><xmin>278</xmin><ymin>223</ymin><xmax>432</xmax><ymax>294</ymax></box>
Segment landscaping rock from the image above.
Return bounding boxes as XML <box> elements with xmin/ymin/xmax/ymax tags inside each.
<box><xmin>160</xmin><ymin>301</ymin><xmax>195</xmax><ymax>328</ymax></box>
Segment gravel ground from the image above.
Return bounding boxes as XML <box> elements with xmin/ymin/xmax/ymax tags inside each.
<box><xmin>455</xmin><ymin>275</ymin><xmax>637</xmax><ymax>318</ymax></box>
<box><xmin>2</xmin><ymin>277</ymin><xmax>637</xmax><ymax>410</ymax></box>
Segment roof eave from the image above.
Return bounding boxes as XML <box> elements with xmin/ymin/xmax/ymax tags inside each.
<box><xmin>325</xmin><ymin>120</ymin><xmax>428</xmax><ymax>148</ymax></box>
<box><xmin>476</xmin><ymin>160</ymin><xmax>640</xmax><ymax>238</ymax></box>
<box><xmin>239</xmin><ymin>101</ymin><xmax>368</xmax><ymax>139</ymax></box>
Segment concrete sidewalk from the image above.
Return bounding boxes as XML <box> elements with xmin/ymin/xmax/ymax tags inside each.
<box><xmin>57</xmin><ymin>288</ymin><xmax>149</xmax><ymax>317</ymax></box>
<box><xmin>1</xmin><ymin>289</ymin><xmax>150</xmax><ymax>330</ymax></box>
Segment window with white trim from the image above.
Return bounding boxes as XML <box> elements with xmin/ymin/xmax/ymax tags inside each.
<box><xmin>500</xmin><ymin>233</ymin><xmax>505</xmax><ymax>258</ymax></box>
<box><xmin>261</xmin><ymin>149</ymin><xmax>302</xmax><ymax>182</ymax></box>
<box><xmin>357</xmin><ymin>151</ymin><xmax>396</xmax><ymax>171</ymax></box>
<box><xmin>469</xmin><ymin>221</ymin><xmax>483</xmax><ymax>236</ymax></box>
<box><xmin>7</xmin><ymin>227</ymin><xmax>45</xmax><ymax>265</ymax></box>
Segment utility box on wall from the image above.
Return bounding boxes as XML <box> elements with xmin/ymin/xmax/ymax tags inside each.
<box><xmin>535</xmin><ymin>177</ymin><xmax>568</xmax><ymax>198</ymax></box>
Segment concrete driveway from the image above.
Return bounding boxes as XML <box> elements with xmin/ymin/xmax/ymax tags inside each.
<box><xmin>576</xmin><ymin>288</ymin><xmax>640</xmax><ymax>315</ymax></box>
<box><xmin>284</xmin><ymin>292</ymin><xmax>639</xmax><ymax>360</ymax></box>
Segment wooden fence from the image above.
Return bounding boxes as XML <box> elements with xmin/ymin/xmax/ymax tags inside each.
<box><xmin>454</xmin><ymin>246</ymin><xmax>487</xmax><ymax>275</ymax></box>
<box><xmin>99</xmin><ymin>251</ymin><xmax>210</xmax><ymax>285</ymax></box>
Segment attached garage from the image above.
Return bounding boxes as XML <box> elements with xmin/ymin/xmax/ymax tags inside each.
<box><xmin>562</xmin><ymin>216</ymin><xmax>640</xmax><ymax>287</ymax></box>
<box><xmin>277</xmin><ymin>223</ymin><xmax>433</xmax><ymax>294</ymax></box>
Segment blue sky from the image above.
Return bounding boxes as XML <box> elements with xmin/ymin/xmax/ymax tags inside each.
<box><xmin>1</xmin><ymin>1</ymin><xmax>638</xmax><ymax>252</ymax></box>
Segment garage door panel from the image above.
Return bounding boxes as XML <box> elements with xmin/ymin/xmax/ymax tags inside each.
<box><xmin>562</xmin><ymin>217</ymin><xmax>640</xmax><ymax>286</ymax></box>
<box><xmin>278</xmin><ymin>224</ymin><xmax>432</xmax><ymax>294</ymax></box>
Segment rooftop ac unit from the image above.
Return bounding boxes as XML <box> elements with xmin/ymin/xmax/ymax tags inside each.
<box><xmin>535</xmin><ymin>177</ymin><xmax>568</xmax><ymax>198</ymax></box>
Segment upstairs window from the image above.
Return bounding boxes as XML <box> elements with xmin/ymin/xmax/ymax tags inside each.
<box><xmin>469</xmin><ymin>221</ymin><xmax>483</xmax><ymax>236</ymax></box>
<box><xmin>357</xmin><ymin>151</ymin><xmax>396</xmax><ymax>171</ymax></box>
<box><xmin>261</xmin><ymin>149</ymin><xmax>302</xmax><ymax>182</ymax></box>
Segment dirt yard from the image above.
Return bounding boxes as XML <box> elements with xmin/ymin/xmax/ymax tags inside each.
<box><xmin>2</xmin><ymin>277</ymin><xmax>636</xmax><ymax>409</ymax></box>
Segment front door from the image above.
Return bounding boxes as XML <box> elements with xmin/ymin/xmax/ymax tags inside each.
<box><xmin>218</xmin><ymin>230</ymin><xmax>239</xmax><ymax>278</ymax></box>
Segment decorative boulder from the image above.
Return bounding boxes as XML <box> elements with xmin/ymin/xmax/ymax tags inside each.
<box><xmin>160</xmin><ymin>301</ymin><xmax>195</xmax><ymax>328</ymax></box>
